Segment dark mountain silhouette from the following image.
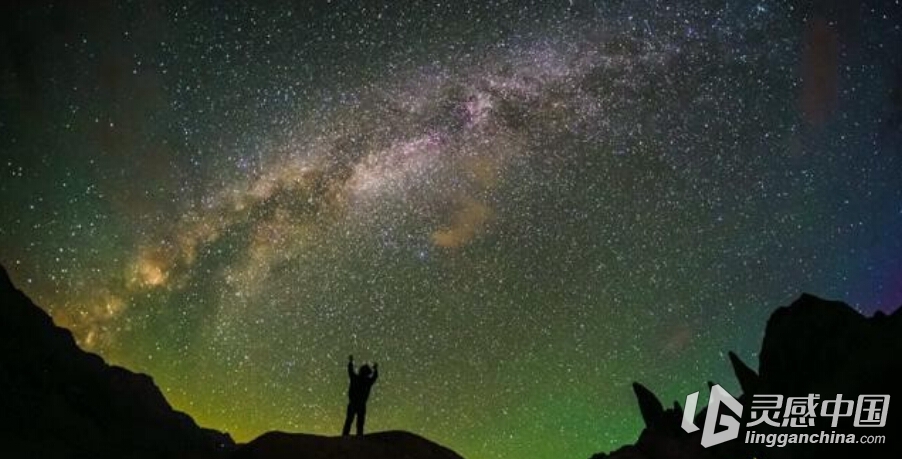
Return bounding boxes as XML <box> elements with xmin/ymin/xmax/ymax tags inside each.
<box><xmin>8</xmin><ymin>260</ymin><xmax>898</xmax><ymax>459</ymax></box>
<box><xmin>0</xmin><ymin>265</ymin><xmax>235</xmax><ymax>458</ymax></box>
<box><xmin>591</xmin><ymin>294</ymin><xmax>902</xmax><ymax>459</ymax></box>
<box><xmin>0</xmin><ymin>265</ymin><xmax>468</xmax><ymax>459</ymax></box>
<box><xmin>231</xmin><ymin>431</ymin><xmax>465</xmax><ymax>459</ymax></box>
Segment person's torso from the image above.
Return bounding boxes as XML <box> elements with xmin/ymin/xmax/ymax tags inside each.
<box><xmin>348</xmin><ymin>375</ymin><xmax>373</xmax><ymax>402</ymax></box>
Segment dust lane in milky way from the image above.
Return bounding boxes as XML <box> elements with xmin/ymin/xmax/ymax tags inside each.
<box><xmin>1</xmin><ymin>2</ymin><xmax>901</xmax><ymax>459</ymax></box>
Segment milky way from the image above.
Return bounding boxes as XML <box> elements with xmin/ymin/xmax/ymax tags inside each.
<box><xmin>2</xmin><ymin>2</ymin><xmax>902</xmax><ymax>459</ymax></box>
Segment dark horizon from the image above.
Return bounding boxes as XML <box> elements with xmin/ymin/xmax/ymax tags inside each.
<box><xmin>2</xmin><ymin>265</ymin><xmax>900</xmax><ymax>459</ymax></box>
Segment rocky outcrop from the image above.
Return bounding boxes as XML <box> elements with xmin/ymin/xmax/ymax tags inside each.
<box><xmin>591</xmin><ymin>294</ymin><xmax>902</xmax><ymax>459</ymax></box>
<box><xmin>231</xmin><ymin>431</ymin><xmax>465</xmax><ymax>459</ymax></box>
<box><xmin>0</xmin><ymin>266</ymin><xmax>235</xmax><ymax>459</ymax></box>
<box><xmin>0</xmin><ymin>266</ymin><xmax>469</xmax><ymax>459</ymax></box>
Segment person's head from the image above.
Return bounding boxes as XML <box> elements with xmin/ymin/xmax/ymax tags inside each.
<box><xmin>359</xmin><ymin>364</ymin><xmax>372</xmax><ymax>376</ymax></box>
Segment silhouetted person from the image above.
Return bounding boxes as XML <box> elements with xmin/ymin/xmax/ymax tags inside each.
<box><xmin>342</xmin><ymin>354</ymin><xmax>378</xmax><ymax>436</ymax></box>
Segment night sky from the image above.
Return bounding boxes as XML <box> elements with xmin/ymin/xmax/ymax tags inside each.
<box><xmin>2</xmin><ymin>1</ymin><xmax>902</xmax><ymax>459</ymax></box>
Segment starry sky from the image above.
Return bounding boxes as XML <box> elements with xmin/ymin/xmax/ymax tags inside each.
<box><xmin>2</xmin><ymin>1</ymin><xmax>901</xmax><ymax>459</ymax></box>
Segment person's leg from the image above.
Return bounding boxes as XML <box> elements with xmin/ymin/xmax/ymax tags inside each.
<box><xmin>342</xmin><ymin>404</ymin><xmax>355</xmax><ymax>436</ymax></box>
<box><xmin>356</xmin><ymin>405</ymin><xmax>366</xmax><ymax>436</ymax></box>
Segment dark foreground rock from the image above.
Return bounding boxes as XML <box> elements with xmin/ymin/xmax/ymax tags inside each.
<box><xmin>591</xmin><ymin>294</ymin><xmax>902</xmax><ymax>459</ymax></box>
<box><xmin>0</xmin><ymin>266</ymin><xmax>235</xmax><ymax>459</ymax></box>
<box><xmin>0</xmin><ymin>265</ymin><xmax>468</xmax><ymax>459</ymax></box>
<box><xmin>231</xmin><ymin>431</ymin><xmax>465</xmax><ymax>459</ymax></box>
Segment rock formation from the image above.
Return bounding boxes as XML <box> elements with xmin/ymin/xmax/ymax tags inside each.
<box><xmin>591</xmin><ymin>294</ymin><xmax>901</xmax><ymax>459</ymax></box>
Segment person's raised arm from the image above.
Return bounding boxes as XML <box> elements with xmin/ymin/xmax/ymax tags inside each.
<box><xmin>348</xmin><ymin>355</ymin><xmax>355</xmax><ymax>378</ymax></box>
<box><xmin>371</xmin><ymin>362</ymin><xmax>378</xmax><ymax>382</ymax></box>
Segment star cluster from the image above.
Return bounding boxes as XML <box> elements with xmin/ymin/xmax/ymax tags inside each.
<box><xmin>2</xmin><ymin>2</ymin><xmax>901</xmax><ymax>459</ymax></box>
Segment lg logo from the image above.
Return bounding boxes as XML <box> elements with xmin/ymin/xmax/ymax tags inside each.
<box><xmin>682</xmin><ymin>385</ymin><xmax>743</xmax><ymax>448</ymax></box>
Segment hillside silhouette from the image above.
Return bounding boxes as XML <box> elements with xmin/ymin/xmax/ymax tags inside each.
<box><xmin>591</xmin><ymin>294</ymin><xmax>902</xmax><ymax>459</ymax></box>
<box><xmin>0</xmin><ymin>266</ymin><xmax>235</xmax><ymax>458</ymax></box>
<box><xmin>0</xmin><ymin>266</ymin><xmax>464</xmax><ymax>459</ymax></box>
<box><xmin>231</xmin><ymin>431</ymin><xmax>465</xmax><ymax>459</ymax></box>
<box><xmin>3</xmin><ymin>263</ymin><xmax>900</xmax><ymax>459</ymax></box>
